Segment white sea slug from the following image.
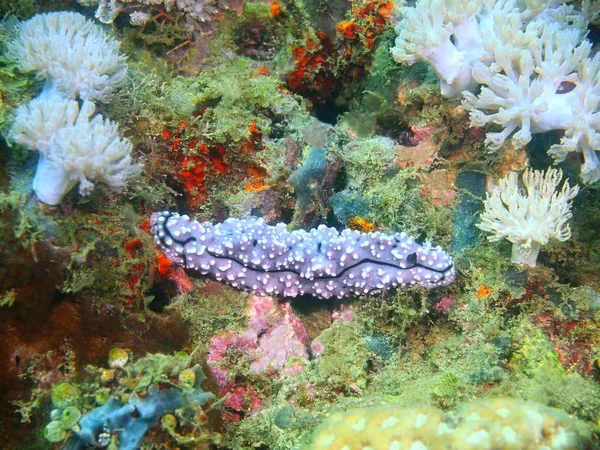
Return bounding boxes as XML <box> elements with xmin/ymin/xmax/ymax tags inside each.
<box><xmin>9</xmin><ymin>95</ymin><xmax>142</xmax><ymax>205</ymax></box>
<box><xmin>476</xmin><ymin>168</ymin><xmax>579</xmax><ymax>267</ymax></box>
<box><xmin>8</xmin><ymin>11</ymin><xmax>127</xmax><ymax>103</ymax></box>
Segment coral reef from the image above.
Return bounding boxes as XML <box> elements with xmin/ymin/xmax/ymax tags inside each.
<box><xmin>1</xmin><ymin>0</ymin><xmax>600</xmax><ymax>449</ymax></box>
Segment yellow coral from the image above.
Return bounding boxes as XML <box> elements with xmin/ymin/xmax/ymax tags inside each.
<box><xmin>307</xmin><ymin>398</ymin><xmax>591</xmax><ymax>450</ymax></box>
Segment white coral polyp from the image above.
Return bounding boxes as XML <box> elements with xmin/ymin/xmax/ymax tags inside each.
<box><xmin>9</xmin><ymin>95</ymin><xmax>141</xmax><ymax>205</ymax></box>
<box><xmin>9</xmin><ymin>11</ymin><xmax>127</xmax><ymax>103</ymax></box>
<box><xmin>476</xmin><ymin>168</ymin><xmax>579</xmax><ymax>267</ymax></box>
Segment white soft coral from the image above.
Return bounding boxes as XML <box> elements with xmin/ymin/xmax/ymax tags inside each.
<box><xmin>462</xmin><ymin>17</ymin><xmax>600</xmax><ymax>182</ymax></box>
<box><xmin>462</xmin><ymin>20</ymin><xmax>590</xmax><ymax>145</ymax></box>
<box><xmin>547</xmin><ymin>53</ymin><xmax>600</xmax><ymax>183</ymax></box>
<box><xmin>392</xmin><ymin>0</ymin><xmax>600</xmax><ymax>183</ymax></box>
<box><xmin>8</xmin><ymin>11</ymin><xmax>127</xmax><ymax>102</ymax></box>
<box><xmin>391</xmin><ymin>0</ymin><xmax>484</xmax><ymax>98</ymax></box>
<box><xmin>476</xmin><ymin>168</ymin><xmax>579</xmax><ymax>266</ymax></box>
<box><xmin>9</xmin><ymin>95</ymin><xmax>141</xmax><ymax>205</ymax></box>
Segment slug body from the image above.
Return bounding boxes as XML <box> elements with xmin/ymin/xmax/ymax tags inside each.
<box><xmin>150</xmin><ymin>212</ymin><xmax>455</xmax><ymax>299</ymax></box>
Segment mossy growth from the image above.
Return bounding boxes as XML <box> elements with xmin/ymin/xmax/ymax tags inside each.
<box><xmin>362</xmin><ymin>321</ymin><xmax>508</xmax><ymax>410</ymax></box>
<box><xmin>211</xmin><ymin>0</ymin><xmax>314</xmax><ymax>64</ymax></box>
<box><xmin>315</xmin><ymin>321</ymin><xmax>369</xmax><ymax>391</ymax></box>
<box><xmin>511</xmin><ymin>324</ymin><xmax>560</xmax><ymax>378</ymax></box>
<box><xmin>56</xmin><ymin>203</ymin><xmax>156</xmax><ymax>311</ymax></box>
<box><xmin>167</xmin><ymin>287</ymin><xmax>248</xmax><ymax>344</ymax></box>
<box><xmin>454</xmin><ymin>235</ymin><xmax>527</xmax><ymax>299</ymax></box>
<box><xmin>0</xmin><ymin>179</ymin><xmax>47</xmax><ymax>251</ymax></box>
<box><xmin>358</xmin><ymin>289</ymin><xmax>425</xmax><ymax>344</ymax></box>
<box><xmin>122</xmin><ymin>13</ymin><xmax>189</xmax><ymax>56</ymax></box>
<box><xmin>113</xmin><ymin>50</ymin><xmax>307</xmax><ymax>155</ymax></box>
<box><xmin>190</xmin><ymin>57</ymin><xmax>305</xmax><ymax>146</ymax></box>
<box><xmin>360</xmin><ymin>166</ymin><xmax>419</xmax><ymax>231</ymax></box>
<box><xmin>0</xmin><ymin>1</ymin><xmax>37</xmax><ymax>20</ymax></box>
<box><xmin>334</xmin><ymin>136</ymin><xmax>396</xmax><ymax>189</ymax></box>
<box><xmin>12</xmin><ymin>348</ymin><xmax>76</xmax><ymax>426</ymax></box>
<box><xmin>558</xmin><ymin>181</ymin><xmax>600</xmax><ymax>289</ymax></box>
<box><xmin>227</xmin><ymin>400</ymin><xmax>322</xmax><ymax>450</ymax></box>
<box><xmin>0</xmin><ymin>288</ymin><xmax>16</xmax><ymax>307</ymax></box>
<box><xmin>0</xmin><ymin>17</ymin><xmax>39</xmax><ymax>135</ymax></box>
<box><xmin>328</xmin><ymin>132</ymin><xmax>454</xmax><ymax>243</ymax></box>
<box><xmin>431</xmin><ymin>372</ymin><xmax>461</xmax><ymax>408</ymax></box>
<box><xmin>81</xmin><ymin>350</ymin><xmax>201</xmax><ymax>401</ymax></box>
<box><xmin>506</xmin><ymin>321</ymin><xmax>600</xmax><ymax>422</ymax></box>
<box><xmin>0</xmin><ymin>1</ymin><xmax>80</xmax><ymax>20</ymax></box>
<box><xmin>340</xmin><ymin>31</ymin><xmax>441</xmax><ymax>138</ymax></box>
<box><xmin>360</xmin><ymin>164</ymin><xmax>451</xmax><ymax>241</ymax></box>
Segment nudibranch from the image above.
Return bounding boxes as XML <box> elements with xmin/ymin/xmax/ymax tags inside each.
<box><xmin>150</xmin><ymin>212</ymin><xmax>455</xmax><ymax>299</ymax></box>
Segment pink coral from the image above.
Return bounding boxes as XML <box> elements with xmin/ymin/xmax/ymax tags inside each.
<box><xmin>409</xmin><ymin>125</ymin><xmax>432</xmax><ymax>146</ymax></box>
<box><xmin>310</xmin><ymin>339</ymin><xmax>325</xmax><ymax>357</ymax></box>
<box><xmin>331</xmin><ymin>304</ymin><xmax>355</xmax><ymax>322</ymax></box>
<box><xmin>434</xmin><ymin>295</ymin><xmax>454</xmax><ymax>313</ymax></box>
<box><xmin>207</xmin><ymin>296</ymin><xmax>310</xmax><ymax>417</ymax></box>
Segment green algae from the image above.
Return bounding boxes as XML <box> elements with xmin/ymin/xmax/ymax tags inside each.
<box><xmin>51</xmin><ymin>383</ymin><xmax>81</xmax><ymax>409</ymax></box>
<box><xmin>191</xmin><ymin>58</ymin><xmax>304</xmax><ymax>146</ymax></box>
<box><xmin>0</xmin><ymin>17</ymin><xmax>40</xmax><ymax>134</ymax></box>
<box><xmin>167</xmin><ymin>287</ymin><xmax>248</xmax><ymax>344</ymax></box>
<box><xmin>210</xmin><ymin>0</ymin><xmax>313</xmax><ymax>65</ymax></box>
<box><xmin>57</xmin><ymin>204</ymin><xmax>155</xmax><ymax>310</ymax></box>
<box><xmin>43</xmin><ymin>420</ymin><xmax>67</xmax><ymax>443</ymax></box>
<box><xmin>0</xmin><ymin>0</ymin><xmax>38</xmax><ymax>20</ymax></box>
<box><xmin>315</xmin><ymin>321</ymin><xmax>369</xmax><ymax>390</ymax></box>
<box><xmin>341</xmin><ymin>33</ymin><xmax>442</xmax><ymax>138</ymax></box>
<box><xmin>59</xmin><ymin>405</ymin><xmax>81</xmax><ymax>429</ymax></box>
